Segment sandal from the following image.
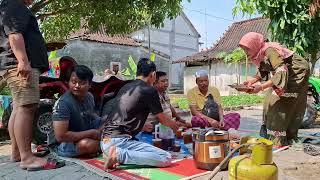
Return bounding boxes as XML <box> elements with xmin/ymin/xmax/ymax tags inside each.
<box><xmin>33</xmin><ymin>145</ymin><xmax>50</xmax><ymax>157</ymax></box>
<box><xmin>26</xmin><ymin>158</ymin><xmax>65</xmax><ymax>171</ymax></box>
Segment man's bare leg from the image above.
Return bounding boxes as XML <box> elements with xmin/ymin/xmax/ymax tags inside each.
<box><xmin>15</xmin><ymin>104</ymin><xmax>47</xmax><ymax>168</ymax></box>
<box><xmin>8</xmin><ymin>104</ymin><xmax>20</xmax><ymax>162</ymax></box>
<box><xmin>103</xmin><ymin>146</ymin><xmax>118</xmax><ymax>171</ymax></box>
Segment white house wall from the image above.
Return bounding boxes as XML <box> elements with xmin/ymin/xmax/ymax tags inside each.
<box><xmin>131</xmin><ymin>12</ymin><xmax>200</xmax><ymax>89</ymax></box>
<box><xmin>184</xmin><ymin>66</ymin><xmax>210</xmax><ymax>94</ymax></box>
<box><xmin>175</xmin><ymin>34</ymin><xmax>199</xmax><ymax>51</ymax></box>
<box><xmin>175</xmin><ymin>15</ymin><xmax>196</xmax><ymax>35</ymax></box>
<box><xmin>184</xmin><ymin>62</ymin><xmax>257</xmax><ymax>96</ymax></box>
<box><xmin>59</xmin><ymin>40</ymin><xmax>170</xmax><ymax>76</ymax></box>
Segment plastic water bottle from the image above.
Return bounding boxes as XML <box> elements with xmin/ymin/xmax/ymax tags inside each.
<box><xmin>154</xmin><ymin>123</ymin><xmax>175</xmax><ymax>150</ymax></box>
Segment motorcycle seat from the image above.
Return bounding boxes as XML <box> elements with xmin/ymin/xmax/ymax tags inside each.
<box><xmin>39</xmin><ymin>75</ymin><xmax>60</xmax><ymax>83</ymax></box>
<box><xmin>92</xmin><ymin>75</ymin><xmax>107</xmax><ymax>83</ymax></box>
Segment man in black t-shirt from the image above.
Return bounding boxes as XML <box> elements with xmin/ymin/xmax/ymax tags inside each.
<box><xmin>0</xmin><ymin>0</ymin><xmax>63</xmax><ymax>171</ymax></box>
<box><xmin>101</xmin><ymin>58</ymin><xmax>179</xmax><ymax>171</ymax></box>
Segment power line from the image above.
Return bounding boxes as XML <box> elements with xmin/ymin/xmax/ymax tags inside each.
<box><xmin>184</xmin><ymin>7</ymin><xmax>234</xmax><ymax>22</ymax></box>
<box><xmin>205</xmin><ymin>8</ymin><xmax>207</xmax><ymax>47</ymax></box>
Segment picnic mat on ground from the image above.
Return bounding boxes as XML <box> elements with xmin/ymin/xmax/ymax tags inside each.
<box><xmin>83</xmin><ymin>156</ymin><xmax>208</xmax><ymax>180</ymax></box>
<box><xmin>54</xmin><ymin>132</ymin><xmax>206</xmax><ymax>180</ymax></box>
<box><xmin>89</xmin><ymin>132</ymin><xmax>204</xmax><ymax>179</ymax></box>
<box><xmin>54</xmin><ymin>131</ymin><xmax>288</xmax><ymax>180</ymax></box>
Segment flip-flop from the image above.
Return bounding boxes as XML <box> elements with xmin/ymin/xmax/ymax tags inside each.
<box><xmin>33</xmin><ymin>145</ymin><xmax>50</xmax><ymax>157</ymax></box>
<box><xmin>33</xmin><ymin>150</ymin><xmax>50</xmax><ymax>157</ymax></box>
<box><xmin>26</xmin><ymin>158</ymin><xmax>65</xmax><ymax>171</ymax></box>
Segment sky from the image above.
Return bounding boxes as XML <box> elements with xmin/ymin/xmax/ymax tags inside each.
<box><xmin>182</xmin><ymin>0</ymin><xmax>251</xmax><ymax>50</ymax></box>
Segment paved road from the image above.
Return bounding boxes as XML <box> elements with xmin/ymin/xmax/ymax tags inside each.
<box><xmin>0</xmin><ymin>155</ymin><xmax>105</xmax><ymax>180</ymax></box>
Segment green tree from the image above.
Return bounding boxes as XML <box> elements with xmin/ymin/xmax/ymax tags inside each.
<box><xmin>216</xmin><ymin>48</ymin><xmax>246</xmax><ymax>64</ymax></box>
<box><xmin>30</xmin><ymin>0</ymin><xmax>186</xmax><ymax>41</ymax></box>
<box><xmin>223</xmin><ymin>48</ymin><xmax>246</xmax><ymax>64</ymax></box>
<box><xmin>233</xmin><ymin>0</ymin><xmax>320</xmax><ymax>72</ymax></box>
<box><xmin>216</xmin><ymin>48</ymin><xmax>247</xmax><ymax>83</ymax></box>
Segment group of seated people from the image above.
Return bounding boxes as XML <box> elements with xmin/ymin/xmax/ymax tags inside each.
<box><xmin>50</xmin><ymin>58</ymin><xmax>240</xmax><ymax>171</ymax></box>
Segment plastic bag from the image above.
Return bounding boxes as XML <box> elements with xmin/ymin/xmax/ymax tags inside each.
<box><xmin>202</xmin><ymin>94</ymin><xmax>220</xmax><ymax>121</ymax></box>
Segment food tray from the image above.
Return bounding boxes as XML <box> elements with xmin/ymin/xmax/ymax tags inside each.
<box><xmin>228</xmin><ymin>83</ymin><xmax>254</xmax><ymax>91</ymax></box>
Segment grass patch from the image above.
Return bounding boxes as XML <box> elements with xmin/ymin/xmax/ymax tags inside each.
<box><xmin>0</xmin><ymin>87</ymin><xmax>11</xmax><ymax>96</ymax></box>
<box><xmin>0</xmin><ymin>107</ymin><xmax>3</xmax><ymax>118</ymax></box>
<box><xmin>172</xmin><ymin>97</ymin><xmax>189</xmax><ymax>110</ymax></box>
<box><xmin>221</xmin><ymin>94</ymin><xmax>264</xmax><ymax>107</ymax></box>
<box><xmin>172</xmin><ymin>94</ymin><xmax>264</xmax><ymax>110</ymax></box>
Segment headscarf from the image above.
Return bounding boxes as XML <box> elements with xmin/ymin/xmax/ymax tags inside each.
<box><xmin>195</xmin><ymin>70</ymin><xmax>208</xmax><ymax>78</ymax></box>
<box><xmin>239</xmin><ymin>32</ymin><xmax>294</xmax><ymax>66</ymax></box>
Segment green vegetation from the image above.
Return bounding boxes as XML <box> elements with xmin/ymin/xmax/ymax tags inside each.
<box><xmin>234</xmin><ymin>0</ymin><xmax>320</xmax><ymax>72</ymax></box>
<box><xmin>0</xmin><ymin>87</ymin><xmax>10</xmax><ymax>118</ymax></box>
<box><xmin>0</xmin><ymin>107</ymin><xmax>3</xmax><ymax>118</ymax></box>
<box><xmin>172</xmin><ymin>94</ymin><xmax>264</xmax><ymax>110</ymax></box>
<box><xmin>216</xmin><ymin>48</ymin><xmax>247</xmax><ymax>64</ymax></box>
<box><xmin>172</xmin><ymin>97</ymin><xmax>189</xmax><ymax>110</ymax></box>
<box><xmin>0</xmin><ymin>87</ymin><xmax>11</xmax><ymax>96</ymax></box>
<box><xmin>29</xmin><ymin>0</ymin><xmax>187</xmax><ymax>42</ymax></box>
<box><xmin>221</xmin><ymin>94</ymin><xmax>263</xmax><ymax>107</ymax></box>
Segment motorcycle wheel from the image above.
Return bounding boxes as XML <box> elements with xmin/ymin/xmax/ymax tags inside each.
<box><xmin>33</xmin><ymin>99</ymin><xmax>55</xmax><ymax>145</ymax></box>
<box><xmin>300</xmin><ymin>95</ymin><xmax>317</xmax><ymax>129</ymax></box>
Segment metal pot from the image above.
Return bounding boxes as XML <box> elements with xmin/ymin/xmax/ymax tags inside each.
<box><xmin>193</xmin><ymin>128</ymin><xmax>230</xmax><ymax>170</ymax></box>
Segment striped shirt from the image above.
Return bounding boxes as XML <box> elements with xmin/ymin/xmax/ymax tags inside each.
<box><xmin>146</xmin><ymin>92</ymin><xmax>172</xmax><ymax>125</ymax></box>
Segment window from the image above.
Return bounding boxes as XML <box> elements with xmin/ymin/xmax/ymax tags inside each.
<box><xmin>110</xmin><ymin>62</ymin><xmax>121</xmax><ymax>74</ymax></box>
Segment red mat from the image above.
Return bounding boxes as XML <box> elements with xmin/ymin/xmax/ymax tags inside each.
<box><xmin>82</xmin><ymin>156</ymin><xmax>208</xmax><ymax>180</ymax></box>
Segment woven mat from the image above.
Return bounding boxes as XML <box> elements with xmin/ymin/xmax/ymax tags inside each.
<box><xmin>52</xmin><ymin>131</ymin><xmax>288</xmax><ymax>179</ymax></box>
<box><xmin>51</xmin><ymin>133</ymin><xmax>203</xmax><ymax>180</ymax></box>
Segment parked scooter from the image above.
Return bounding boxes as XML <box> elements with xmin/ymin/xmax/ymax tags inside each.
<box><xmin>301</xmin><ymin>77</ymin><xmax>320</xmax><ymax>128</ymax></box>
<box><xmin>0</xmin><ymin>56</ymin><xmax>129</xmax><ymax>145</ymax></box>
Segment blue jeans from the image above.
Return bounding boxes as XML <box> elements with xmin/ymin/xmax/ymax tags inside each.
<box><xmin>101</xmin><ymin>137</ymin><xmax>172</xmax><ymax>167</ymax></box>
<box><xmin>55</xmin><ymin>117</ymin><xmax>102</xmax><ymax>157</ymax></box>
<box><xmin>56</xmin><ymin>142</ymin><xmax>78</xmax><ymax>158</ymax></box>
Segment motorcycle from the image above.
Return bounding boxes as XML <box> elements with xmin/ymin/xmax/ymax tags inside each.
<box><xmin>0</xmin><ymin>56</ymin><xmax>129</xmax><ymax>145</ymax></box>
<box><xmin>301</xmin><ymin>77</ymin><xmax>320</xmax><ymax>128</ymax></box>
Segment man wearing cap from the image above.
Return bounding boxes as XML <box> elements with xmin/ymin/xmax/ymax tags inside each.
<box><xmin>187</xmin><ymin>70</ymin><xmax>240</xmax><ymax>130</ymax></box>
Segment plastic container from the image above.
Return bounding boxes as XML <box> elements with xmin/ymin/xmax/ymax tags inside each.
<box><xmin>155</xmin><ymin>123</ymin><xmax>175</xmax><ymax>150</ymax></box>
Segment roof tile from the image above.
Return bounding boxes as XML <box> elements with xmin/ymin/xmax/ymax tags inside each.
<box><xmin>69</xmin><ymin>28</ymin><xmax>140</xmax><ymax>47</ymax></box>
<box><xmin>174</xmin><ymin>17</ymin><xmax>270</xmax><ymax>63</ymax></box>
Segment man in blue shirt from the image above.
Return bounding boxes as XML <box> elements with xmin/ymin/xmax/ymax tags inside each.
<box><xmin>52</xmin><ymin>65</ymin><xmax>103</xmax><ymax>157</ymax></box>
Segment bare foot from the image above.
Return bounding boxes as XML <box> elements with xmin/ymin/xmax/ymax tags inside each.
<box><xmin>10</xmin><ymin>154</ymin><xmax>21</xmax><ymax>162</ymax></box>
<box><xmin>10</xmin><ymin>155</ymin><xmax>21</xmax><ymax>162</ymax></box>
<box><xmin>20</xmin><ymin>156</ymin><xmax>47</xmax><ymax>169</ymax></box>
<box><xmin>103</xmin><ymin>146</ymin><xmax>118</xmax><ymax>172</ymax></box>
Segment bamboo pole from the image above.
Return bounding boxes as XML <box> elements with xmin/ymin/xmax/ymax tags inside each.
<box><xmin>245</xmin><ymin>55</ymin><xmax>248</xmax><ymax>81</ymax></box>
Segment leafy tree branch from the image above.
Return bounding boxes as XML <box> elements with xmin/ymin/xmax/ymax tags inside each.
<box><xmin>27</xmin><ymin>0</ymin><xmax>187</xmax><ymax>42</ymax></box>
<box><xmin>234</xmin><ymin>0</ymin><xmax>320</xmax><ymax>72</ymax></box>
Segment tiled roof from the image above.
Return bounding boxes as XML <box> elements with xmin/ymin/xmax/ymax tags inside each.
<box><xmin>69</xmin><ymin>28</ymin><xmax>140</xmax><ymax>47</ymax></box>
<box><xmin>69</xmin><ymin>28</ymin><xmax>171</xmax><ymax>59</ymax></box>
<box><xmin>173</xmin><ymin>17</ymin><xmax>270</xmax><ymax>63</ymax></box>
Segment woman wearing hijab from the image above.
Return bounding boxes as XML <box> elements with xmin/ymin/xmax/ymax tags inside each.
<box><xmin>239</xmin><ymin>32</ymin><xmax>310</xmax><ymax>146</ymax></box>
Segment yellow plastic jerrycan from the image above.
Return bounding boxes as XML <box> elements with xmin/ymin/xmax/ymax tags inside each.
<box><xmin>228</xmin><ymin>138</ymin><xmax>278</xmax><ymax>180</ymax></box>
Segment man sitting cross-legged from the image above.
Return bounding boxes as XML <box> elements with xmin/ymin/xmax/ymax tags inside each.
<box><xmin>143</xmin><ymin>71</ymin><xmax>191</xmax><ymax>133</ymax></box>
<box><xmin>52</xmin><ymin>65</ymin><xmax>103</xmax><ymax>158</ymax></box>
<box><xmin>101</xmin><ymin>58</ymin><xmax>180</xmax><ymax>171</ymax></box>
<box><xmin>187</xmin><ymin>70</ymin><xmax>240</xmax><ymax>130</ymax></box>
